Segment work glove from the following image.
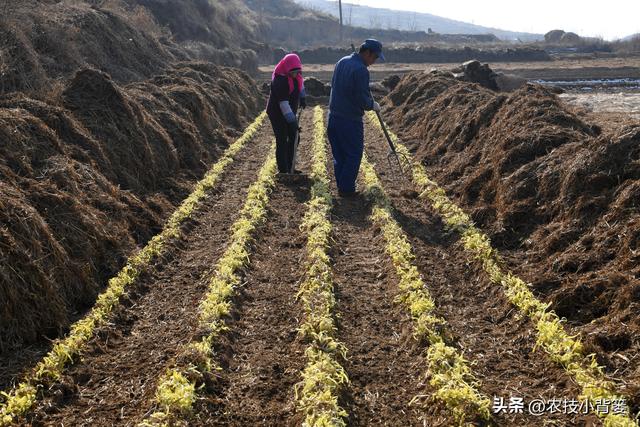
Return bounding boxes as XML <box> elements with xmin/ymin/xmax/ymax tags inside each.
<box><xmin>300</xmin><ymin>97</ymin><xmax>307</xmax><ymax>109</ymax></box>
<box><xmin>373</xmin><ymin>101</ymin><xmax>381</xmax><ymax>112</ymax></box>
<box><xmin>284</xmin><ymin>111</ymin><xmax>296</xmax><ymax>123</ymax></box>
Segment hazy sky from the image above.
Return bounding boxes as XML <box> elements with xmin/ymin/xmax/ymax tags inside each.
<box><xmin>348</xmin><ymin>0</ymin><xmax>639</xmax><ymax>40</ymax></box>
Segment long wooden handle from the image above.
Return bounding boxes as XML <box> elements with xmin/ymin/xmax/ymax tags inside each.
<box><xmin>290</xmin><ymin>109</ymin><xmax>303</xmax><ymax>173</ymax></box>
<box><xmin>375</xmin><ymin>110</ymin><xmax>398</xmax><ymax>153</ymax></box>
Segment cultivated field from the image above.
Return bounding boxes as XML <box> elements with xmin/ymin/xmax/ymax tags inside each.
<box><xmin>2</xmin><ymin>3</ymin><xmax>639</xmax><ymax>422</ymax></box>
<box><xmin>2</xmin><ymin>97</ymin><xmax>638</xmax><ymax>425</ymax></box>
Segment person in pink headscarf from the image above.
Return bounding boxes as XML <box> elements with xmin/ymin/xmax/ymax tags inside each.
<box><xmin>266</xmin><ymin>53</ymin><xmax>307</xmax><ymax>174</ymax></box>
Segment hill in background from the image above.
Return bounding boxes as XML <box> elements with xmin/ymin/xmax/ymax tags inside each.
<box><xmin>297</xmin><ymin>0</ymin><xmax>543</xmax><ymax>42</ymax></box>
<box><xmin>246</xmin><ymin>0</ymin><xmax>513</xmax><ymax>49</ymax></box>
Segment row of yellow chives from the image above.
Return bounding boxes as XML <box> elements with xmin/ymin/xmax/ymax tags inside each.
<box><xmin>368</xmin><ymin>111</ymin><xmax>638</xmax><ymax>427</ymax></box>
<box><xmin>0</xmin><ymin>112</ymin><xmax>267</xmax><ymax>427</ymax></box>
<box><xmin>360</xmin><ymin>154</ymin><xmax>491</xmax><ymax>425</ymax></box>
<box><xmin>294</xmin><ymin>106</ymin><xmax>349</xmax><ymax>426</ymax></box>
<box><xmin>139</xmin><ymin>146</ymin><xmax>278</xmax><ymax>426</ymax></box>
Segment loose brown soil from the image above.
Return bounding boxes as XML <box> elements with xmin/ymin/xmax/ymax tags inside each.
<box><xmin>382</xmin><ymin>72</ymin><xmax>639</xmax><ymax>415</ymax></box>
<box><xmin>364</xmin><ymin>117</ymin><xmax>600</xmax><ymax>426</ymax></box>
<box><xmin>20</xmin><ymin>122</ymin><xmax>273</xmax><ymax>426</ymax></box>
<box><xmin>329</xmin><ymin>182</ymin><xmax>426</xmax><ymax>426</ymax></box>
<box><xmin>187</xmin><ymin>110</ymin><xmax>315</xmax><ymax>427</ymax></box>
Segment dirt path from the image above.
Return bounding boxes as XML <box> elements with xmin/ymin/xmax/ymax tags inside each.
<box><xmin>363</xmin><ymin>116</ymin><xmax>600</xmax><ymax>426</ymax></box>
<box><xmin>330</xmin><ymin>195</ymin><xmax>428</xmax><ymax>426</ymax></box>
<box><xmin>184</xmin><ymin>111</ymin><xmax>314</xmax><ymax>426</ymax></box>
<box><xmin>22</xmin><ymin>122</ymin><xmax>274</xmax><ymax>426</ymax></box>
<box><xmin>327</xmin><ymin>139</ymin><xmax>426</xmax><ymax>424</ymax></box>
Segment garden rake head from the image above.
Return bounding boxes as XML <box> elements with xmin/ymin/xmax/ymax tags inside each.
<box><xmin>374</xmin><ymin>110</ymin><xmax>412</xmax><ymax>181</ymax></box>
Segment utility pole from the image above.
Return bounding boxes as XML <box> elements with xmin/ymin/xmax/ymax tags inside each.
<box><xmin>338</xmin><ymin>0</ymin><xmax>343</xmax><ymax>41</ymax></box>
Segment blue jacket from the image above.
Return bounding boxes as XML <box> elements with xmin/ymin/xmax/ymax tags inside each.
<box><xmin>329</xmin><ymin>53</ymin><xmax>374</xmax><ymax>121</ymax></box>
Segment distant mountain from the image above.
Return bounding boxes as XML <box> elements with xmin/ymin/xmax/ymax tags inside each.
<box><xmin>622</xmin><ymin>33</ymin><xmax>640</xmax><ymax>41</ymax></box>
<box><xmin>245</xmin><ymin>0</ymin><xmax>505</xmax><ymax>48</ymax></box>
<box><xmin>296</xmin><ymin>0</ymin><xmax>543</xmax><ymax>42</ymax></box>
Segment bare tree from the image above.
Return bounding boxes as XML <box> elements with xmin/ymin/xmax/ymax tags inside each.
<box><xmin>346</xmin><ymin>3</ymin><xmax>353</xmax><ymax>27</ymax></box>
<box><xmin>407</xmin><ymin>13</ymin><xmax>418</xmax><ymax>32</ymax></box>
<box><xmin>368</xmin><ymin>12</ymin><xmax>381</xmax><ymax>29</ymax></box>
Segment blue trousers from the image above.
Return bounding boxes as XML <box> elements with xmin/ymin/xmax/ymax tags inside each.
<box><xmin>327</xmin><ymin>113</ymin><xmax>364</xmax><ymax>193</ymax></box>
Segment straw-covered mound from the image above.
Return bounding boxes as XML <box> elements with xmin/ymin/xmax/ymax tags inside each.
<box><xmin>126</xmin><ymin>0</ymin><xmax>260</xmax><ymax>70</ymax></box>
<box><xmin>383</xmin><ymin>72</ymin><xmax>640</xmax><ymax>374</ymax></box>
<box><xmin>0</xmin><ymin>0</ymin><xmax>262</xmax><ymax>97</ymax></box>
<box><xmin>0</xmin><ymin>1</ymin><xmax>179</xmax><ymax>95</ymax></box>
<box><xmin>0</xmin><ymin>62</ymin><xmax>261</xmax><ymax>351</ymax></box>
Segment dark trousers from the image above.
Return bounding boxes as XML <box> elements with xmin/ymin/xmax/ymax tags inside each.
<box><xmin>327</xmin><ymin>113</ymin><xmax>364</xmax><ymax>193</ymax></box>
<box><xmin>269</xmin><ymin>113</ymin><xmax>296</xmax><ymax>173</ymax></box>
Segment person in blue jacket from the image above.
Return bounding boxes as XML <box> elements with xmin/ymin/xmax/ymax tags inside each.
<box><xmin>327</xmin><ymin>39</ymin><xmax>384</xmax><ymax>196</ymax></box>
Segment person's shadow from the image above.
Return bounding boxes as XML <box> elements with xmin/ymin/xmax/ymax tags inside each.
<box><xmin>330</xmin><ymin>192</ymin><xmax>373</xmax><ymax>229</ymax></box>
<box><xmin>276</xmin><ymin>174</ymin><xmax>312</xmax><ymax>204</ymax></box>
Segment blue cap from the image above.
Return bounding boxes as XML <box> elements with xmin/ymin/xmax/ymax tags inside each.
<box><xmin>361</xmin><ymin>39</ymin><xmax>385</xmax><ymax>62</ymax></box>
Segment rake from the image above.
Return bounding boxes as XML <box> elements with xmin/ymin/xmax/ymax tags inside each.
<box><xmin>290</xmin><ymin>107</ymin><xmax>303</xmax><ymax>174</ymax></box>
<box><xmin>374</xmin><ymin>109</ymin><xmax>412</xmax><ymax>179</ymax></box>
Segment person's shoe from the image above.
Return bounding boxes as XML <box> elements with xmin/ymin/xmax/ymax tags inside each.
<box><xmin>338</xmin><ymin>190</ymin><xmax>359</xmax><ymax>198</ymax></box>
<box><xmin>293</xmin><ymin>169</ymin><xmax>303</xmax><ymax>174</ymax></box>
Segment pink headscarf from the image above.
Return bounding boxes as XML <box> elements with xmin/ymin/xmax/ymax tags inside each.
<box><xmin>272</xmin><ymin>53</ymin><xmax>305</xmax><ymax>95</ymax></box>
